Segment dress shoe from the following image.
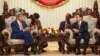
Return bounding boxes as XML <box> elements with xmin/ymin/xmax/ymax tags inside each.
<box><xmin>37</xmin><ymin>50</ymin><xmax>41</xmax><ymax>54</ymax></box>
<box><xmin>73</xmin><ymin>48</ymin><xmax>76</xmax><ymax>53</ymax></box>
<box><xmin>33</xmin><ymin>51</ymin><xmax>36</xmax><ymax>54</ymax></box>
<box><xmin>95</xmin><ymin>51</ymin><xmax>99</xmax><ymax>55</ymax></box>
<box><xmin>83</xmin><ymin>51</ymin><xmax>86</xmax><ymax>55</ymax></box>
<box><xmin>24</xmin><ymin>52</ymin><xmax>30</xmax><ymax>55</ymax></box>
<box><xmin>61</xmin><ymin>50</ymin><xmax>65</xmax><ymax>54</ymax></box>
<box><xmin>41</xmin><ymin>49</ymin><xmax>46</xmax><ymax>52</ymax></box>
<box><xmin>59</xmin><ymin>48</ymin><xmax>61</xmax><ymax>52</ymax></box>
<box><xmin>75</xmin><ymin>51</ymin><xmax>81</xmax><ymax>55</ymax></box>
<box><xmin>32</xmin><ymin>48</ymin><xmax>37</xmax><ymax>54</ymax></box>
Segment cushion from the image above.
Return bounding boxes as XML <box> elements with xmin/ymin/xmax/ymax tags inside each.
<box><xmin>4</xmin><ymin>16</ymin><xmax>31</xmax><ymax>39</ymax></box>
<box><xmin>3</xmin><ymin>16</ymin><xmax>31</xmax><ymax>45</ymax></box>
<box><xmin>68</xmin><ymin>38</ymin><xmax>96</xmax><ymax>45</ymax></box>
<box><xmin>83</xmin><ymin>15</ymin><xmax>97</xmax><ymax>33</ymax></box>
<box><xmin>68</xmin><ymin>16</ymin><xmax>98</xmax><ymax>45</ymax></box>
<box><xmin>70</xmin><ymin>18</ymin><xmax>76</xmax><ymax>25</ymax></box>
<box><xmin>7</xmin><ymin>39</ymin><xmax>24</xmax><ymax>45</ymax></box>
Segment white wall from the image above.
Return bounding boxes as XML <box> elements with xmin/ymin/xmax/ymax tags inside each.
<box><xmin>0</xmin><ymin>0</ymin><xmax>100</xmax><ymax>29</ymax></box>
<box><xmin>0</xmin><ymin>0</ymin><xmax>3</xmax><ymax>15</ymax></box>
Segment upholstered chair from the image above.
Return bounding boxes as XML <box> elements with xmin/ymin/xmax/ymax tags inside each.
<box><xmin>65</xmin><ymin>15</ymin><xmax>100</xmax><ymax>54</ymax></box>
<box><xmin>1</xmin><ymin>16</ymin><xmax>31</xmax><ymax>54</ymax></box>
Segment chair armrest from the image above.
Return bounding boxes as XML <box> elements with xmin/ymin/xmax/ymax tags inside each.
<box><xmin>1</xmin><ymin>28</ymin><xmax>11</xmax><ymax>40</ymax></box>
<box><xmin>92</xmin><ymin>28</ymin><xmax>100</xmax><ymax>39</ymax></box>
<box><xmin>64</xmin><ymin>29</ymin><xmax>73</xmax><ymax>39</ymax></box>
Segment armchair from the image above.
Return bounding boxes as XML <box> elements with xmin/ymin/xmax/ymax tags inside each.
<box><xmin>65</xmin><ymin>15</ymin><xmax>100</xmax><ymax>54</ymax></box>
<box><xmin>2</xmin><ymin>16</ymin><xmax>31</xmax><ymax>54</ymax></box>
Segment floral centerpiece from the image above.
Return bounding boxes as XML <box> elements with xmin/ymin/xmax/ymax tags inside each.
<box><xmin>42</xmin><ymin>27</ymin><xmax>60</xmax><ymax>37</ymax></box>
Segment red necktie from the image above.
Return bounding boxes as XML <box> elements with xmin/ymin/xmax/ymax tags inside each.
<box><xmin>65</xmin><ymin>22</ymin><xmax>69</xmax><ymax>29</ymax></box>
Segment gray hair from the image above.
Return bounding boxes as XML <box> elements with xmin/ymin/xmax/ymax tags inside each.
<box><xmin>16</xmin><ymin>12</ymin><xmax>23</xmax><ymax>18</ymax></box>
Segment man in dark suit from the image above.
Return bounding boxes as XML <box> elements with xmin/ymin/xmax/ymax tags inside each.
<box><xmin>11</xmin><ymin>12</ymin><xmax>35</xmax><ymax>55</ymax></box>
<box><xmin>59</xmin><ymin>13</ymin><xmax>72</xmax><ymax>31</ymax></box>
<box><xmin>72</xmin><ymin>14</ymin><xmax>90</xmax><ymax>55</ymax></box>
<box><xmin>59</xmin><ymin>13</ymin><xmax>71</xmax><ymax>53</ymax></box>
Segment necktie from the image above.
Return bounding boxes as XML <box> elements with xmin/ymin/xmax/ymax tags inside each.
<box><xmin>78</xmin><ymin>21</ymin><xmax>81</xmax><ymax>29</ymax></box>
<box><xmin>65</xmin><ymin>22</ymin><xmax>69</xmax><ymax>29</ymax></box>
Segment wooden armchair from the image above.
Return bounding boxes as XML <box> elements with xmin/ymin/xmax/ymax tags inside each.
<box><xmin>1</xmin><ymin>15</ymin><xmax>31</xmax><ymax>54</ymax></box>
<box><xmin>65</xmin><ymin>15</ymin><xmax>100</xmax><ymax>54</ymax></box>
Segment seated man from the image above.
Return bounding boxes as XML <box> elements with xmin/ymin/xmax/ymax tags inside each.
<box><xmin>58</xmin><ymin>13</ymin><xmax>72</xmax><ymax>53</ymax></box>
<box><xmin>11</xmin><ymin>12</ymin><xmax>35</xmax><ymax>55</ymax></box>
<box><xmin>72</xmin><ymin>14</ymin><xmax>90</xmax><ymax>55</ymax></box>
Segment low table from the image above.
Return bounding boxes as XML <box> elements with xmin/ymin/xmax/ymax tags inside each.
<box><xmin>34</xmin><ymin>33</ymin><xmax>68</xmax><ymax>54</ymax></box>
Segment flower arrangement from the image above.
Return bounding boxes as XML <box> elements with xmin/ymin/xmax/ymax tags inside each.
<box><xmin>42</xmin><ymin>27</ymin><xmax>59</xmax><ymax>37</ymax></box>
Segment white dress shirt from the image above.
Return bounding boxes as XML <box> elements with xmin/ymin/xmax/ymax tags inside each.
<box><xmin>17</xmin><ymin>20</ymin><xmax>23</xmax><ymax>30</ymax></box>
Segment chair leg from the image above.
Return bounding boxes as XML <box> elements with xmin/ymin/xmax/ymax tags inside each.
<box><xmin>90</xmin><ymin>46</ymin><xmax>94</xmax><ymax>53</ymax></box>
<box><xmin>67</xmin><ymin>45</ymin><xmax>76</xmax><ymax>54</ymax></box>
<box><xmin>5</xmin><ymin>46</ymin><xmax>11</xmax><ymax>55</ymax></box>
<box><xmin>72</xmin><ymin>47</ymin><xmax>76</xmax><ymax>53</ymax></box>
<box><xmin>62</xmin><ymin>42</ymin><xmax>65</xmax><ymax>54</ymax></box>
<box><xmin>94</xmin><ymin>38</ymin><xmax>99</xmax><ymax>54</ymax></box>
<box><xmin>66</xmin><ymin>45</ymin><xmax>70</xmax><ymax>54</ymax></box>
<box><xmin>14</xmin><ymin>45</ymin><xmax>24</xmax><ymax>53</ymax></box>
<box><xmin>0</xmin><ymin>42</ymin><xmax>4</xmax><ymax>55</ymax></box>
<box><xmin>94</xmin><ymin>45</ymin><xmax>99</xmax><ymax>54</ymax></box>
<box><xmin>0</xmin><ymin>48</ymin><xmax>4</xmax><ymax>55</ymax></box>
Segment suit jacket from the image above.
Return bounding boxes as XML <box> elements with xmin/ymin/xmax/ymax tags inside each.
<box><xmin>11</xmin><ymin>20</ymin><xmax>27</xmax><ymax>38</ymax></box>
<box><xmin>72</xmin><ymin>21</ymin><xmax>90</xmax><ymax>38</ymax></box>
<box><xmin>59</xmin><ymin>21</ymin><xmax>71</xmax><ymax>31</ymax></box>
<box><xmin>36</xmin><ymin>20</ymin><xmax>42</xmax><ymax>30</ymax></box>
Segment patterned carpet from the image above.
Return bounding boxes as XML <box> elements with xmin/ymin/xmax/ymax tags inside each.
<box><xmin>8</xmin><ymin>42</ymin><xmax>100</xmax><ymax>56</ymax></box>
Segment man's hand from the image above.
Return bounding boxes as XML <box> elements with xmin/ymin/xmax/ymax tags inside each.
<box><xmin>73</xmin><ymin>29</ymin><xmax>79</xmax><ymax>33</ymax></box>
<box><xmin>24</xmin><ymin>27</ymin><xmax>30</xmax><ymax>31</ymax></box>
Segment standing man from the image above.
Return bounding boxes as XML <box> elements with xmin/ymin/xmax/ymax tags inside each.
<box><xmin>72</xmin><ymin>14</ymin><xmax>90</xmax><ymax>55</ymax></box>
<box><xmin>11</xmin><ymin>12</ymin><xmax>35</xmax><ymax>55</ymax></box>
<box><xmin>30</xmin><ymin>13</ymin><xmax>48</xmax><ymax>54</ymax></box>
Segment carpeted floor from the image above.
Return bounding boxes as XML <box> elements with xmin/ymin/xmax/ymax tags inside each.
<box><xmin>8</xmin><ymin>42</ymin><xmax>100</xmax><ymax>56</ymax></box>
